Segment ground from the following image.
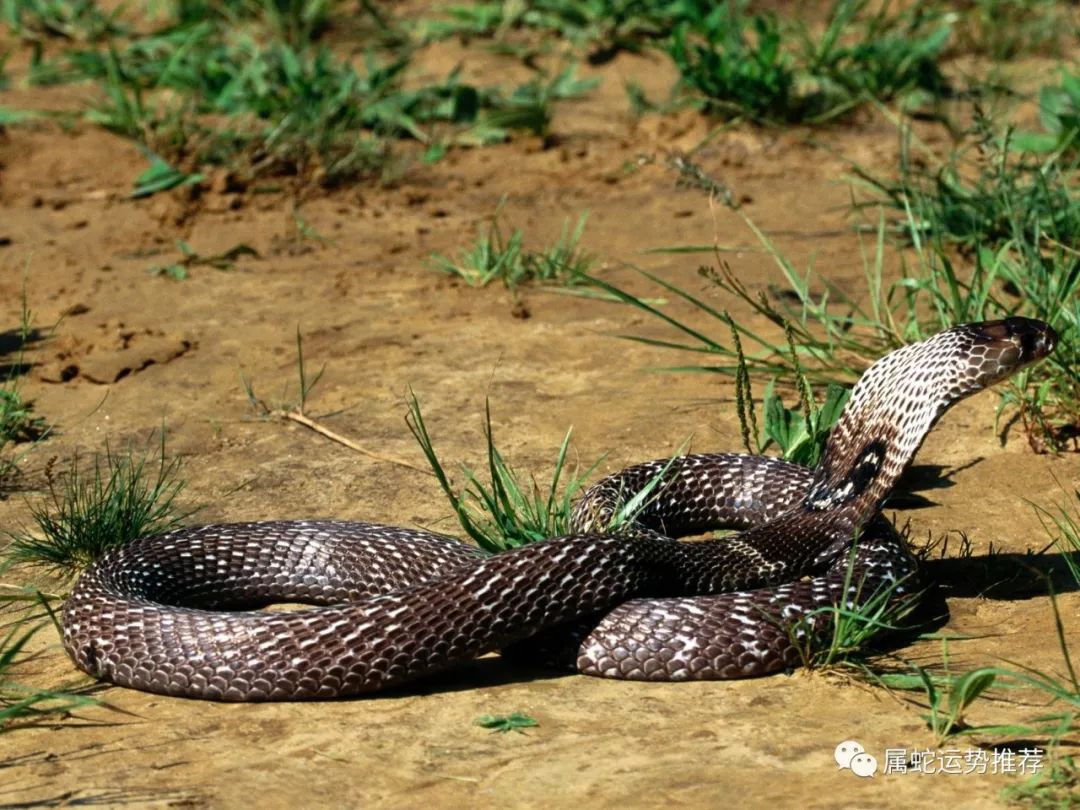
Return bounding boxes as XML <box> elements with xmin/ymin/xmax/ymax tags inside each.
<box><xmin>1</xmin><ymin>16</ymin><xmax>1078</xmax><ymax>810</ymax></box>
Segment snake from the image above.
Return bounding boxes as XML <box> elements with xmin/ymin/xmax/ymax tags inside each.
<box><xmin>60</xmin><ymin>318</ymin><xmax>1056</xmax><ymax>701</ymax></box>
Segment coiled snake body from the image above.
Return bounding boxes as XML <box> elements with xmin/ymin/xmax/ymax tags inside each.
<box><xmin>62</xmin><ymin>319</ymin><xmax>1056</xmax><ymax>700</ymax></box>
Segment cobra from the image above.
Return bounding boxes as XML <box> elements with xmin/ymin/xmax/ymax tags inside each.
<box><xmin>61</xmin><ymin>318</ymin><xmax>1056</xmax><ymax>701</ymax></box>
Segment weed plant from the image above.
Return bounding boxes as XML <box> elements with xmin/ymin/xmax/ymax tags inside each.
<box><xmin>242</xmin><ymin>328</ymin><xmax>326</xmax><ymax>418</ymax></box>
<box><xmin>0</xmin><ymin>383</ymin><xmax>47</xmax><ymax>486</ymax></box>
<box><xmin>855</xmin><ymin>117</ymin><xmax>1080</xmax><ymax>253</ymax></box>
<box><xmin>420</xmin><ymin>0</ymin><xmax>675</xmax><ymax>61</ymax></box>
<box><xmin>1003</xmin><ymin>754</ymin><xmax>1080</xmax><ymax>807</ymax></box>
<box><xmin>876</xmin><ymin>640</ymin><xmax>1000</xmax><ymax>745</ymax></box>
<box><xmin>728</xmin><ymin>317</ymin><xmax>852</xmax><ymax>466</ymax></box>
<box><xmin>406</xmin><ymin>343</ymin><xmax>840</xmax><ymax>555</ymax></box>
<box><xmin>853</xmin><ymin>114</ymin><xmax>1080</xmax><ymax>449</ymax></box>
<box><xmin>884</xmin><ymin>592</ymin><xmax>1079</xmax><ymax>745</ymax></box>
<box><xmin>27</xmin><ymin>7</ymin><xmax>598</xmax><ymax>185</ymax></box>
<box><xmin>131</xmin><ymin>152</ymin><xmax>205</xmax><ymax>198</ymax></box>
<box><xmin>1</xmin><ymin>287</ymin><xmax>49</xmax><ymax>488</ymax></box>
<box><xmin>476</xmin><ymin>711</ymin><xmax>538</xmax><ymax>733</ymax></box>
<box><xmin>171</xmin><ymin>0</ymin><xmax>340</xmax><ymax>45</ymax></box>
<box><xmin>406</xmin><ymin>392</ymin><xmax>602</xmax><ymax>552</ymax></box>
<box><xmin>789</xmin><ymin>545</ymin><xmax>921</xmax><ymax>675</ymax></box>
<box><xmin>429</xmin><ymin>202</ymin><xmax>594</xmax><ymax>291</ymax></box>
<box><xmin>1013</xmin><ymin>69</ymin><xmax>1080</xmax><ymax>156</ymax></box>
<box><xmin>584</xmin><ymin>243</ymin><xmax>901</xmax><ymax>386</ymax></box>
<box><xmin>424</xmin><ymin>0</ymin><xmax>953</xmax><ymax>121</ymax></box>
<box><xmin>4</xmin><ymin>433</ymin><xmax>195</xmax><ymax>577</ymax></box>
<box><xmin>0</xmin><ymin>0</ymin><xmax>124</xmax><ymax>42</ymax></box>
<box><xmin>590</xmin><ymin>135</ymin><xmax>1080</xmax><ymax>450</ymax></box>
<box><xmin>874</xmin><ymin>517</ymin><xmax>1080</xmax><ymax>805</ymax></box>
<box><xmin>944</xmin><ymin>0</ymin><xmax>1072</xmax><ymax>60</ymax></box>
<box><xmin>71</xmin><ymin>32</ymin><xmax>414</xmax><ymax>184</ymax></box>
<box><xmin>668</xmin><ymin>2</ymin><xmax>795</xmax><ymax>123</ymax></box>
<box><xmin>0</xmin><ymin>588</ymin><xmax>97</xmax><ymax>732</ymax></box>
<box><xmin>668</xmin><ymin>0</ymin><xmax>951</xmax><ymax>123</ymax></box>
<box><xmin>1033</xmin><ymin>492</ymin><xmax>1080</xmax><ymax>587</ymax></box>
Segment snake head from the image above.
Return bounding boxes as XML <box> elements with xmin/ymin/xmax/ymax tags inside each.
<box><xmin>808</xmin><ymin>317</ymin><xmax>1057</xmax><ymax>517</ymax></box>
<box><xmin>960</xmin><ymin>317</ymin><xmax>1058</xmax><ymax>391</ymax></box>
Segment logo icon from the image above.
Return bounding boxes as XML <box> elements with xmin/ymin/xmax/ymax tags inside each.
<box><xmin>835</xmin><ymin>740</ymin><xmax>878</xmax><ymax>778</ymax></box>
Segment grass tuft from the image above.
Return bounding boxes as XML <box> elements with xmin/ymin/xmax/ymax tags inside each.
<box><xmin>1032</xmin><ymin>486</ymin><xmax>1080</xmax><ymax>587</ymax></box>
<box><xmin>0</xmin><ymin>0</ymin><xmax>124</xmax><ymax>42</ymax></box>
<box><xmin>1003</xmin><ymin>754</ymin><xmax>1080</xmax><ymax>808</ymax></box>
<box><xmin>406</xmin><ymin>391</ymin><xmax>602</xmax><ymax>552</ymax></box>
<box><xmin>668</xmin><ymin>0</ymin><xmax>951</xmax><ymax>124</ymax></box>
<box><xmin>788</xmin><ymin>539</ymin><xmax>921</xmax><ymax>675</ymax></box>
<box><xmin>4</xmin><ymin>432</ymin><xmax>195</xmax><ymax>578</ymax></box>
<box><xmin>406</xmin><ymin>390</ymin><xmax>683</xmax><ymax>552</ymax></box>
<box><xmin>417</xmin><ymin>0</ymin><xmax>673</xmax><ymax>61</ymax></box>
<box><xmin>29</xmin><ymin>11</ymin><xmax>599</xmax><ymax>187</ymax></box>
<box><xmin>429</xmin><ymin>200</ymin><xmax>594</xmax><ymax>292</ymax></box>
<box><xmin>729</xmin><ymin>314</ymin><xmax>852</xmax><ymax>466</ymax></box>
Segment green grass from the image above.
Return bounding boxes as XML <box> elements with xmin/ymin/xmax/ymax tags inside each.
<box><xmin>855</xmin><ymin>115</ymin><xmax>1080</xmax><ymax>254</ymax></box>
<box><xmin>587</xmin><ymin>123</ymin><xmax>1080</xmax><ymax>450</ymax></box>
<box><xmin>1012</xmin><ymin>69</ymin><xmax>1080</xmax><ymax>157</ymax></box>
<box><xmin>946</xmin><ymin>0</ymin><xmax>1072</xmax><ymax>60</ymax></box>
<box><xmin>418</xmin><ymin>0</ymin><xmax>673</xmax><ymax>62</ymax></box>
<box><xmin>405</xmin><ymin>373</ymin><xmax>840</xmax><ymax>557</ymax></box>
<box><xmin>15</xmin><ymin>5</ymin><xmax>598</xmax><ymax>186</ymax></box>
<box><xmin>0</xmin><ymin>587</ymin><xmax>98</xmax><ymax>732</ymax></box>
<box><xmin>242</xmin><ymin>328</ymin><xmax>326</xmax><ymax>418</ymax></box>
<box><xmin>428</xmin><ymin>201</ymin><xmax>594</xmax><ymax>292</ymax></box>
<box><xmin>784</xmin><ymin>535</ymin><xmax>922</xmax><ymax>675</ymax></box>
<box><xmin>883</xmin><ymin>650</ymin><xmax>999</xmax><ymax>745</ymax></box>
<box><xmin>893</xmin><ymin>593</ymin><xmax>1079</xmax><ymax>746</ymax></box>
<box><xmin>728</xmin><ymin>317</ymin><xmax>852</xmax><ymax>466</ymax></box>
<box><xmin>476</xmin><ymin>711</ymin><xmax>538</xmax><ymax>733</ymax></box>
<box><xmin>0</xmin><ymin>0</ymin><xmax>124</xmax><ymax>42</ymax></box>
<box><xmin>4</xmin><ymin>433</ymin><xmax>195</xmax><ymax>578</ymax></box>
<box><xmin>852</xmin><ymin>113</ymin><xmax>1080</xmax><ymax>450</ymax></box>
<box><xmin>668</xmin><ymin>2</ymin><xmax>795</xmax><ymax>123</ymax></box>
<box><xmin>0</xmin><ymin>376</ymin><xmax>47</xmax><ymax>449</ymax></box>
<box><xmin>171</xmin><ymin>0</ymin><xmax>339</xmax><ymax>45</ymax></box>
<box><xmin>1</xmin><ymin>285</ymin><xmax>50</xmax><ymax>489</ymax></box>
<box><xmin>668</xmin><ymin>0</ymin><xmax>951</xmax><ymax>124</ymax></box>
<box><xmin>871</xmin><ymin>550</ymin><xmax>1080</xmax><ymax>804</ymax></box>
<box><xmin>1003</xmin><ymin>755</ymin><xmax>1080</xmax><ymax>808</ymax></box>
<box><xmin>131</xmin><ymin>151</ymin><xmax>205</xmax><ymax>199</ymax></box>
<box><xmin>407</xmin><ymin>390</ymin><xmax>688</xmax><ymax>553</ymax></box>
<box><xmin>1033</xmin><ymin>487</ymin><xmax>1080</xmax><ymax>586</ymax></box>
<box><xmin>583</xmin><ymin>226</ymin><xmax>901</xmax><ymax>384</ymax></box>
<box><xmin>406</xmin><ymin>392</ymin><xmax>603</xmax><ymax>552</ymax></box>
<box><xmin>70</xmin><ymin>30</ymin><xmax>415</xmax><ymax>185</ymax></box>
<box><xmin>422</xmin><ymin>0</ymin><xmax>954</xmax><ymax>121</ymax></box>
<box><xmin>146</xmin><ymin>239</ymin><xmax>258</xmax><ymax>280</ymax></box>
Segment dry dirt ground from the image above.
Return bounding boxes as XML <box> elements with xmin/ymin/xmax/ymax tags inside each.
<box><xmin>1</xmin><ymin>19</ymin><xmax>1079</xmax><ymax>810</ymax></box>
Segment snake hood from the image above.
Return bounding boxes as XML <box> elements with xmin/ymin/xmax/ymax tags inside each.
<box><xmin>806</xmin><ymin>317</ymin><xmax>1057</xmax><ymax>517</ymax></box>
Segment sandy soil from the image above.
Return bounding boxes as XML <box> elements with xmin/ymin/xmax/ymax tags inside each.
<box><xmin>1</xmin><ymin>18</ymin><xmax>1079</xmax><ymax>810</ymax></box>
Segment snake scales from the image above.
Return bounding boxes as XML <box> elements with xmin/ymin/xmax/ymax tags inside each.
<box><xmin>61</xmin><ymin>318</ymin><xmax>1056</xmax><ymax>701</ymax></box>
